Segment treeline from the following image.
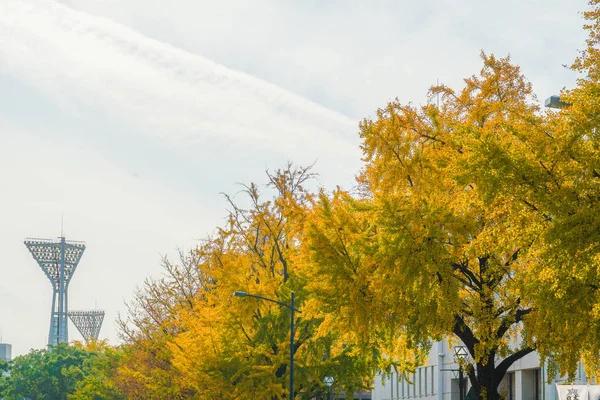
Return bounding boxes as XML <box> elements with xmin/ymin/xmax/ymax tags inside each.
<box><xmin>0</xmin><ymin>342</ymin><xmax>123</xmax><ymax>399</ymax></box>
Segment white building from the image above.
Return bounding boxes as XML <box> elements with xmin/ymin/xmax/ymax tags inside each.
<box><xmin>372</xmin><ymin>339</ymin><xmax>586</xmax><ymax>400</ymax></box>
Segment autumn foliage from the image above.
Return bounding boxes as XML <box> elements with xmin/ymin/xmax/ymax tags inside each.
<box><xmin>6</xmin><ymin>2</ymin><xmax>600</xmax><ymax>400</ymax></box>
<box><xmin>115</xmin><ymin>2</ymin><xmax>600</xmax><ymax>398</ymax></box>
<box><xmin>114</xmin><ymin>166</ymin><xmax>374</xmax><ymax>399</ymax></box>
<box><xmin>302</xmin><ymin>3</ymin><xmax>600</xmax><ymax>399</ymax></box>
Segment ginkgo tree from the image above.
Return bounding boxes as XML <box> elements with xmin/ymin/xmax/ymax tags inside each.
<box><xmin>117</xmin><ymin>165</ymin><xmax>375</xmax><ymax>399</ymax></box>
<box><xmin>479</xmin><ymin>0</ymin><xmax>600</xmax><ymax>381</ymax></box>
<box><xmin>302</xmin><ymin>40</ymin><xmax>600</xmax><ymax>400</ymax></box>
<box><xmin>168</xmin><ymin>165</ymin><xmax>376</xmax><ymax>399</ymax></box>
<box><xmin>114</xmin><ymin>248</ymin><xmax>210</xmax><ymax>399</ymax></box>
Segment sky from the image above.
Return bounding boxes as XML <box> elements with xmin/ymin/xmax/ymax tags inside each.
<box><xmin>0</xmin><ymin>0</ymin><xmax>589</xmax><ymax>356</ymax></box>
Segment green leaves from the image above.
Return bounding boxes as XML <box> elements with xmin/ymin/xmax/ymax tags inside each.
<box><xmin>0</xmin><ymin>342</ymin><xmax>125</xmax><ymax>400</ymax></box>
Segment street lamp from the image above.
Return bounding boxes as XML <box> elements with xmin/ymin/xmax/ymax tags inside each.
<box><xmin>454</xmin><ymin>346</ymin><xmax>469</xmax><ymax>400</ymax></box>
<box><xmin>441</xmin><ymin>345</ymin><xmax>469</xmax><ymax>400</ymax></box>
<box><xmin>545</xmin><ymin>95</ymin><xmax>570</xmax><ymax>109</ymax></box>
<box><xmin>233</xmin><ymin>291</ymin><xmax>300</xmax><ymax>400</ymax></box>
<box><xmin>324</xmin><ymin>376</ymin><xmax>334</xmax><ymax>400</ymax></box>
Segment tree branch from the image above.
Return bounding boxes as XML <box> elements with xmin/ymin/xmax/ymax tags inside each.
<box><xmin>451</xmin><ymin>262</ymin><xmax>482</xmax><ymax>290</ymax></box>
<box><xmin>453</xmin><ymin>314</ymin><xmax>480</xmax><ymax>356</ymax></box>
<box><xmin>494</xmin><ymin>346</ymin><xmax>535</xmax><ymax>382</ymax></box>
<box><xmin>496</xmin><ymin>307</ymin><xmax>532</xmax><ymax>339</ymax></box>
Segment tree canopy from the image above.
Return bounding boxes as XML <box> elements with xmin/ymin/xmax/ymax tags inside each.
<box><xmin>0</xmin><ymin>341</ymin><xmax>125</xmax><ymax>400</ymax></box>
<box><xmin>302</xmin><ymin>4</ymin><xmax>600</xmax><ymax>394</ymax></box>
<box><xmin>115</xmin><ymin>166</ymin><xmax>374</xmax><ymax>399</ymax></box>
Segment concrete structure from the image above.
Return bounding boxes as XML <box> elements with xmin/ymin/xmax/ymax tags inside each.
<box><xmin>24</xmin><ymin>237</ymin><xmax>86</xmax><ymax>346</ymax></box>
<box><xmin>0</xmin><ymin>344</ymin><xmax>11</xmax><ymax>362</ymax></box>
<box><xmin>372</xmin><ymin>339</ymin><xmax>586</xmax><ymax>400</ymax></box>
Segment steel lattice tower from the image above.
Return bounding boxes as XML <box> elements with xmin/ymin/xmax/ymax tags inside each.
<box><xmin>24</xmin><ymin>237</ymin><xmax>85</xmax><ymax>346</ymax></box>
<box><xmin>68</xmin><ymin>310</ymin><xmax>104</xmax><ymax>342</ymax></box>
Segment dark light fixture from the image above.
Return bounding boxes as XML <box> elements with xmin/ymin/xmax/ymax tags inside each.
<box><xmin>545</xmin><ymin>95</ymin><xmax>570</xmax><ymax>109</ymax></box>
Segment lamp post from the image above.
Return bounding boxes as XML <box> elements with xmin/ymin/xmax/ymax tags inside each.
<box><xmin>234</xmin><ymin>291</ymin><xmax>300</xmax><ymax>400</ymax></box>
<box><xmin>441</xmin><ymin>345</ymin><xmax>469</xmax><ymax>400</ymax></box>
<box><xmin>324</xmin><ymin>376</ymin><xmax>334</xmax><ymax>400</ymax></box>
<box><xmin>454</xmin><ymin>346</ymin><xmax>468</xmax><ymax>400</ymax></box>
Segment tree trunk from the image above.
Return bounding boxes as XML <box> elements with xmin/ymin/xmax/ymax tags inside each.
<box><xmin>472</xmin><ymin>361</ymin><xmax>501</xmax><ymax>400</ymax></box>
<box><xmin>466</xmin><ymin>346</ymin><xmax>535</xmax><ymax>400</ymax></box>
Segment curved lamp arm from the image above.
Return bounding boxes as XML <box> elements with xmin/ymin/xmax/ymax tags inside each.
<box><xmin>233</xmin><ymin>291</ymin><xmax>301</xmax><ymax>313</ymax></box>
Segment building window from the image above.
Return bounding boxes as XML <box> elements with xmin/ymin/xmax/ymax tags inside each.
<box><xmin>534</xmin><ymin>368</ymin><xmax>541</xmax><ymax>400</ymax></box>
<box><xmin>498</xmin><ymin>372</ymin><xmax>515</xmax><ymax>400</ymax></box>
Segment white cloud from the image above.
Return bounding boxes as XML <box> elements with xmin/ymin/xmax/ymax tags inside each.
<box><xmin>57</xmin><ymin>0</ymin><xmax>587</xmax><ymax>118</ymax></box>
<box><xmin>0</xmin><ymin>0</ymin><xmax>360</xmax><ymax>179</ymax></box>
<box><xmin>0</xmin><ymin>0</ymin><xmax>362</xmax><ymax>355</ymax></box>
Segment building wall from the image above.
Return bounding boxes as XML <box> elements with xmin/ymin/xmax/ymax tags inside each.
<box><xmin>0</xmin><ymin>343</ymin><xmax>11</xmax><ymax>362</ymax></box>
<box><xmin>372</xmin><ymin>340</ymin><xmax>585</xmax><ymax>400</ymax></box>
